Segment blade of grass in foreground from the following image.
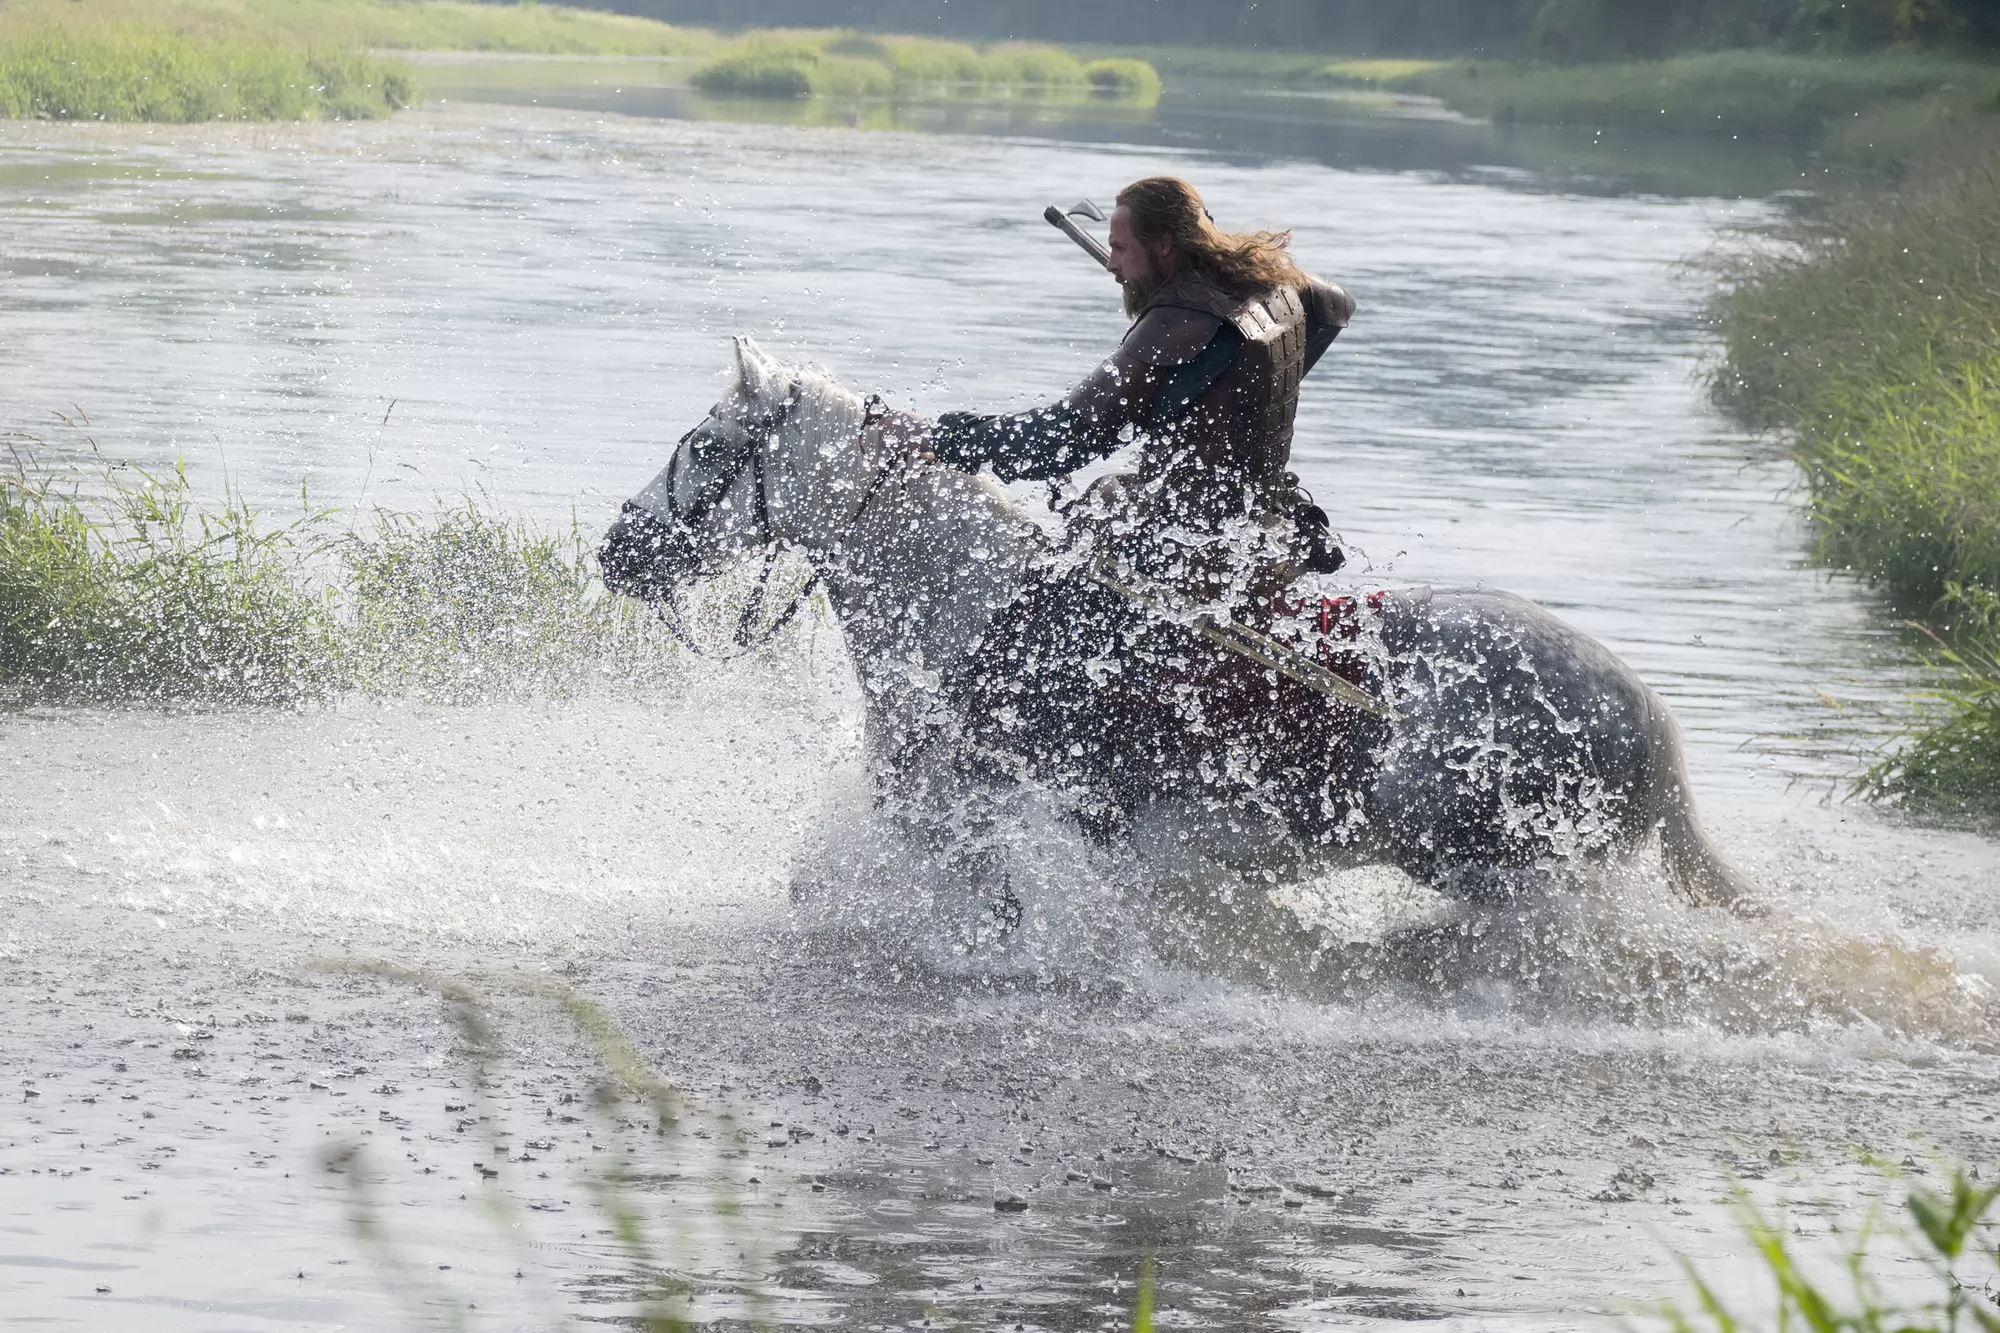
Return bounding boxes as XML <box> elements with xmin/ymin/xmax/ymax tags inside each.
<box><xmin>1650</xmin><ymin>1165</ymin><xmax>2000</xmax><ymax>1332</ymax></box>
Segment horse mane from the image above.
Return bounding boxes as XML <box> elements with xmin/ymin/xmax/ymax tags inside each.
<box><xmin>794</xmin><ymin>368</ymin><xmax>865</xmax><ymax>424</ymax></box>
<box><xmin>726</xmin><ymin>335</ymin><xmax>1033</xmax><ymax>524</ymax></box>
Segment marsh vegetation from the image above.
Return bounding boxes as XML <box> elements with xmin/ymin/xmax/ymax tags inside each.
<box><xmin>1710</xmin><ymin>132</ymin><xmax>2000</xmax><ymax>813</ymax></box>
<box><xmin>0</xmin><ymin>26</ymin><xmax>414</xmax><ymax>121</ymax></box>
<box><xmin>0</xmin><ymin>0</ymin><xmax>1161</xmax><ymax>122</ymax></box>
<box><xmin>0</xmin><ymin>453</ymin><xmax>707</xmax><ymax>707</ymax></box>
<box><xmin>0</xmin><ymin>0</ymin><xmax>707</xmax><ymax>57</ymax></box>
<box><xmin>1658</xmin><ymin>1167</ymin><xmax>2000</xmax><ymax>1332</ymax></box>
<box><xmin>0</xmin><ymin>0</ymin><xmax>709</xmax><ymax>122</ymax></box>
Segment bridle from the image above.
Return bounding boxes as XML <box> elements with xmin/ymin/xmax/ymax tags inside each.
<box><xmin>642</xmin><ymin>380</ymin><xmax>893</xmax><ymax>658</ymax></box>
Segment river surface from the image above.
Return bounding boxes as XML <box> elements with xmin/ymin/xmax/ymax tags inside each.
<box><xmin>3</xmin><ymin>76</ymin><xmax>1998</xmax><ymax>1332</ymax></box>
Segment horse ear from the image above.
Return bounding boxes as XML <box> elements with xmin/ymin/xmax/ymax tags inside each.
<box><xmin>732</xmin><ymin>335</ymin><xmax>773</xmax><ymax>398</ymax></box>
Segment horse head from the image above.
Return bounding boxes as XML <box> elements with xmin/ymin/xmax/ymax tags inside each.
<box><xmin>597</xmin><ymin>336</ymin><xmax>809</xmax><ymax>603</ymax></box>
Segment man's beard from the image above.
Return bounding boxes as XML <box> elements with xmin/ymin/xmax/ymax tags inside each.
<box><xmin>1121</xmin><ymin>266</ymin><xmax>1161</xmax><ymax>319</ymax></box>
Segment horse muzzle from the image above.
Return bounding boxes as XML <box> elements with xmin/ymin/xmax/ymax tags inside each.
<box><xmin>597</xmin><ymin>500</ymin><xmax>704</xmax><ymax>602</ymax></box>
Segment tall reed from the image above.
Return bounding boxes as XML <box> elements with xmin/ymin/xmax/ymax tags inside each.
<box><xmin>0</xmin><ymin>0</ymin><xmax>707</xmax><ymax>59</ymax></box>
<box><xmin>0</xmin><ymin>458</ymin><xmax>337</xmax><ymax>704</ymax></box>
<box><xmin>316</xmin><ymin>959</ymin><xmax>746</xmax><ymax>1331</ymax></box>
<box><xmin>339</xmin><ymin>499</ymin><xmax>680</xmax><ymax>702</ymax></box>
<box><xmin>1712</xmin><ymin>145</ymin><xmax>2000</xmax><ymax>437</ymax></box>
<box><xmin>0</xmin><ymin>0</ymin><xmax>715</xmax><ymax>123</ymax></box>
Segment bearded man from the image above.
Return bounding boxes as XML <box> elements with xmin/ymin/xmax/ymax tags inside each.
<box><xmin>911</xmin><ymin>175</ymin><xmax>1353</xmax><ymax>609</ymax></box>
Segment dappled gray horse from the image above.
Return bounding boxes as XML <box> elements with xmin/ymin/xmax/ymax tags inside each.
<box><xmin>599</xmin><ymin>339</ymin><xmax>1749</xmax><ymax>912</ymax></box>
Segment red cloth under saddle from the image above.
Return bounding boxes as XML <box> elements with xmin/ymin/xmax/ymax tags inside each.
<box><xmin>1297</xmin><ymin>590</ymin><xmax>1388</xmax><ymax>669</ymax></box>
<box><xmin>1109</xmin><ymin>590</ymin><xmax>1387</xmax><ymax>795</ymax></box>
<box><xmin>963</xmin><ymin>575</ymin><xmax>1389</xmax><ymax>814</ymax></box>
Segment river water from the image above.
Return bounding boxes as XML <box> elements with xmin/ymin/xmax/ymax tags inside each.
<box><xmin>3</xmin><ymin>75</ymin><xmax>1998</xmax><ymax>1332</ymax></box>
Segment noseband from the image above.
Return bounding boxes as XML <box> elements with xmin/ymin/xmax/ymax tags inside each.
<box><xmin>624</xmin><ymin>381</ymin><xmax>892</xmax><ymax>656</ymax></box>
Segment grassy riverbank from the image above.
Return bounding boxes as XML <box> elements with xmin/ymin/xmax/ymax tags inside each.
<box><xmin>0</xmin><ymin>0</ymin><xmax>713</xmax><ymax>122</ymax></box>
<box><xmin>1711</xmin><ymin>131</ymin><xmax>2000</xmax><ymax>811</ymax></box>
<box><xmin>5</xmin><ymin>1</ymin><xmax>1983</xmax><ymax>135</ymax></box>
<box><xmin>1386</xmin><ymin>48</ymin><xmax>2000</xmax><ymax>142</ymax></box>
<box><xmin>0</xmin><ymin>30</ymin><xmax>414</xmax><ymax>121</ymax></box>
<box><xmin>0</xmin><ymin>0</ymin><xmax>1160</xmax><ymax>121</ymax></box>
<box><xmin>0</xmin><ymin>0</ymin><xmax>708</xmax><ymax>57</ymax></box>
<box><xmin>1082</xmin><ymin>41</ymin><xmax>2000</xmax><ymax>158</ymax></box>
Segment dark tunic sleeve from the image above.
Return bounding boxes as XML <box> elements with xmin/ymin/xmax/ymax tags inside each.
<box><xmin>929</xmin><ymin>403</ymin><xmax>1116</xmax><ymax>483</ymax></box>
<box><xmin>930</xmin><ymin>318</ymin><xmax>1246</xmax><ymax>483</ymax></box>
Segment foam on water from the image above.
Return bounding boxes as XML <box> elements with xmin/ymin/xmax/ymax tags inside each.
<box><xmin>2</xmin><ymin>656</ymin><xmax>850</xmax><ymax>947</ymax></box>
<box><xmin>18</xmin><ymin>628</ymin><xmax>1990</xmax><ymax>1057</ymax></box>
<box><xmin>774</xmin><ymin>660</ymin><xmax>2000</xmax><ymax>1052</ymax></box>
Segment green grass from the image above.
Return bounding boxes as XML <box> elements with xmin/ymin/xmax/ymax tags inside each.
<box><xmin>338</xmin><ymin>498</ymin><xmax>687</xmax><ymax>702</ymax></box>
<box><xmin>1394</xmin><ymin>48</ymin><xmax>2000</xmax><ymax>142</ymax></box>
<box><xmin>0</xmin><ymin>460</ymin><xmax>337</xmax><ymax>705</ymax></box>
<box><xmin>0</xmin><ymin>455</ymin><xmax>693</xmax><ymax>708</ymax></box>
<box><xmin>1082</xmin><ymin>57</ymin><xmax>1162</xmax><ymax>100</ymax></box>
<box><xmin>1656</xmin><ymin>1166</ymin><xmax>2000</xmax><ymax>1332</ymax></box>
<box><xmin>1066</xmin><ymin>43</ymin><xmax>1337</xmax><ymax>83</ymax></box>
<box><xmin>690</xmin><ymin>37</ymin><xmax>893</xmax><ymax>99</ymax></box>
<box><xmin>1713</xmin><ymin>144</ymin><xmax>2000</xmax><ymax>435</ymax></box>
<box><xmin>0</xmin><ymin>28</ymin><xmax>414</xmax><ymax>121</ymax></box>
<box><xmin>1710</xmin><ymin>133</ymin><xmax>2000</xmax><ymax>811</ymax></box>
<box><xmin>1859</xmin><ymin>588</ymin><xmax>2000</xmax><ymax>815</ymax></box>
<box><xmin>0</xmin><ymin>0</ymin><xmax>710</xmax><ymax>58</ymax></box>
<box><xmin>1303</xmin><ymin>57</ymin><xmax>1446</xmax><ymax>88</ymax></box>
<box><xmin>981</xmin><ymin>41</ymin><xmax>1086</xmax><ymax>89</ymax></box>
<box><xmin>1781</xmin><ymin>355</ymin><xmax>2000</xmax><ymax>608</ymax></box>
<box><xmin>688</xmin><ymin>30</ymin><xmax>1157</xmax><ymax>103</ymax></box>
<box><xmin>1711</xmin><ymin>144</ymin><xmax>2000</xmax><ymax>602</ymax></box>
<box><xmin>320</xmin><ymin>960</ymin><xmax>737</xmax><ymax>1330</ymax></box>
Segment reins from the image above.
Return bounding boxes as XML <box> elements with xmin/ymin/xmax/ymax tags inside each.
<box><xmin>649</xmin><ymin>385</ymin><xmax>897</xmax><ymax>659</ymax></box>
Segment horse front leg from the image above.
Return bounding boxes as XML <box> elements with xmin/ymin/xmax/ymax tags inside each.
<box><xmin>867</xmin><ymin>703</ymin><xmax>1030</xmax><ymax>945</ymax></box>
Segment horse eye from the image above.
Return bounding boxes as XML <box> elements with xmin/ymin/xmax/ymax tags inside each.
<box><xmin>683</xmin><ymin>420</ymin><xmax>721</xmax><ymax>463</ymax></box>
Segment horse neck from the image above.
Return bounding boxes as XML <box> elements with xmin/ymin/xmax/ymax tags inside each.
<box><xmin>769</xmin><ymin>387</ymin><xmax>1037</xmax><ymax>685</ymax></box>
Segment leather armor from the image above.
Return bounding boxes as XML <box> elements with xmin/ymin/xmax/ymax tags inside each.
<box><xmin>1133</xmin><ymin>274</ymin><xmax>1311</xmax><ymax>525</ymax></box>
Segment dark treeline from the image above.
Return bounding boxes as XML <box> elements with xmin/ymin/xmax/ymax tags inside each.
<box><xmin>567</xmin><ymin>0</ymin><xmax>2000</xmax><ymax>57</ymax></box>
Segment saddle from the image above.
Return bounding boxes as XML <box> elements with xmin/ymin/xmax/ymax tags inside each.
<box><xmin>955</xmin><ymin>568</ymin><xmax>1395</xmax><ymax>827</ymax></box>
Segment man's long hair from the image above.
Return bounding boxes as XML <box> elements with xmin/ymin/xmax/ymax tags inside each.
<box><xmin>1117</xmin><ymin>176</ymin><xmax>1304</xmax><ymax>295</ymax></box>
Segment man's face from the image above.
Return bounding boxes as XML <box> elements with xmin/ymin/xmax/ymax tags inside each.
<box><xmin>1106</xmin><ymin>205</ymin><xmax>1153</xmax><ymax>286</ymax></box>
<box><xmin>1107</xmin><ymin>205</ymin><xmax>1171</xmax><ymax>316</ymax></box>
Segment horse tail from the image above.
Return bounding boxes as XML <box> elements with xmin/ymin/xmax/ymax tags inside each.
<box><xmin>1649</xmin><ymin>699</ymin><xmax>1759</xmax><ymax>910</ymax></box>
